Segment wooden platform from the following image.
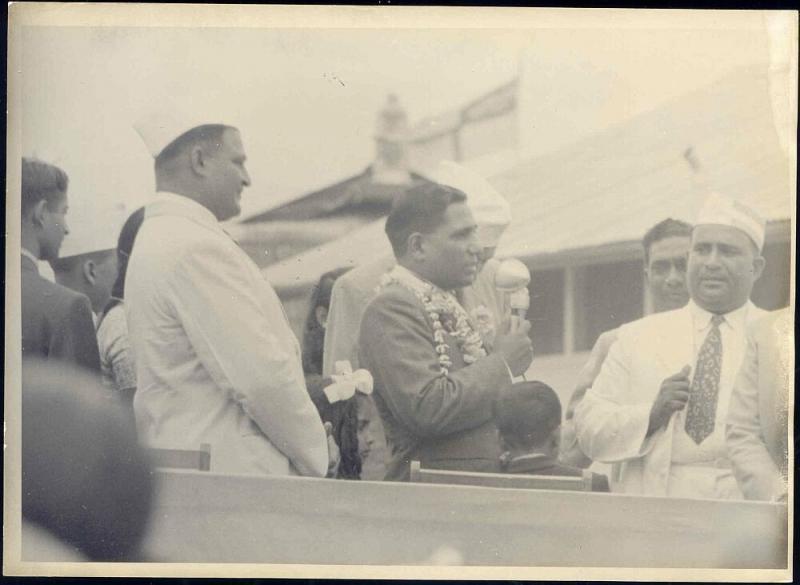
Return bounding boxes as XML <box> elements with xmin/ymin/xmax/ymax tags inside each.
<box><xmin>142</xmin><ymin>469</ymin><xmax>788</xmax><ymax>568</ymax></box>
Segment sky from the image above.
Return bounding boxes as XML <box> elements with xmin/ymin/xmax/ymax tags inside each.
<box><xmin>18</xmin><ymin>9</ymin><xmax>777</xmax><ymax>224</ymax></box>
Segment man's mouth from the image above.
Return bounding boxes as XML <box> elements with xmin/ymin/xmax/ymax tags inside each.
<box><xmin>700</xmin><ymin>278</ymin><xmax>726</xmax><ymax>289</ymax></box>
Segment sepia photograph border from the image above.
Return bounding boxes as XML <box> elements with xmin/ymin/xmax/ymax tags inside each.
<box><xmin>4</xmin><ymin>3</ymin><xmax>795</xmax><ymax>580</ymax></box>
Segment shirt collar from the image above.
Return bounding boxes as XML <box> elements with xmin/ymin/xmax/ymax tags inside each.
<box><xmin>21</xmin><ymin>248</ymin><xmax>40</xmax><ymax>267</ymax></box>
<box><xmin>688</xmin><ymin>299</ymin><xmax>751</xmax><ymax>333</ymax></box>
<box><xmin>389</xmin><ymin>265</ymin><xmax>451</xmax><ymax>297</ymax></box>
<box><xmin>146</xmin><ymin>191</ymin><xmax>221</xmax><ymax>231</ymax></box>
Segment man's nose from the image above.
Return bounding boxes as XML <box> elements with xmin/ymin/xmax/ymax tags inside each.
<box><xmin>665</xmin><ymin>264</ymin><xmax>683</xmax><ymax>284</ymax></box>
<box><xmin>705</xmin><ymin>247</ymin><xmax>722</xmax><ymax>267</ymax></box>
<box><xmin>242</xmin><ymin>167</ymin><xmax>252</xmax><ymax>187</ymax></box>
<box><xmin>467</xmin><ymin>235</ymin><xmax>481</xmax><ymax>255</ymax></box>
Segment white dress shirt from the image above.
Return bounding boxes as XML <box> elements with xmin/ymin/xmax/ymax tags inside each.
<box><xmin>671</xmin><ymin>302</ymin><xmax>750</xmax><ymax>464</ymax></box>
<box><xmin>666</xmin><ymin>302</ymin><xmax>752</xmax><ymax>498</ymax></box>
<box><xmin>126</xmin><ymin>192</ymin><xmax>328</xmax><ymax>477</ymax></box>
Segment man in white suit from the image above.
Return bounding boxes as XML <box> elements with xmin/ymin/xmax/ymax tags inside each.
<box><xmin>726</xmin><ymin>308</ymin><xmax>791</xmax><ymax>501</ymax></box>
<box><xmin>126</xmin><ymin>110</ymin><xmax>331</xmax><ymax>477</ymax></box>
<box><xmin>575</xmin><ymin>194</ymin><xmax>768</xmax><ymax>499</ymax></box>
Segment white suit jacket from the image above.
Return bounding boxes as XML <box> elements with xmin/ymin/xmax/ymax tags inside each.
<box><xmin>575</xmin><ymin>301</ymin><xmax>766</xmax><ymax>496</ymax></box>
<box><xmin>126</xmin><ymin>193</ymin><xmax>328</xmax><ymax>477</ymax></box>
<box><xmin>726</xmin><ymin>308</ymin><xmax>792</xmax><ymax>501</ymax></box>
<box><xmin>322</xmin><ymin>254</ymin><xmax>396</xmax><ymax>375</ymax></box>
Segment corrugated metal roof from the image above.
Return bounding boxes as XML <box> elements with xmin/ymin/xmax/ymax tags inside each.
<box><xmin>263</xmin><ymin>65</ymin><xmax>794</xmax><ymax>293</ymax></box>
<box><xmin>493</xmin><ymin>65</ymin><xmax>793</xmax><ymax>258</ymax></box>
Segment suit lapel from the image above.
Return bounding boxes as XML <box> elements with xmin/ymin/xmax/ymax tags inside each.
<box><xmin>651</xmin><ymin>307</ymin><xmax>695</xmax><ymax>378</ymax></box>
<box><xmin>639</xmin><ymin>306</ymin><xmax>694</xmax><ymax>496</ymax></box>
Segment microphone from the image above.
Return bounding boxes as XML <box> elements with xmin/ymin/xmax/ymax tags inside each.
<box><xmin>495</xmin><ymin>258</ymin><xmax>532</xmax><ymax>381</ymax></box>
<box><xmin>495</xmin><ymin>258</ymin><xmax>531</xmax><ymax>319</ymax></box>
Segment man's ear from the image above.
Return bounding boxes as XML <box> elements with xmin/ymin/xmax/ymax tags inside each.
<box><xmin>31</xmin><ymin>200</ymin><xmax>48</xmax><ymax>227</ymax></box>
<box><xmin>189</xmin><ymin>145</ymin><xmax>208</xmax><ymax>177</ymax></box>
<box><xmin>82</xmin><ymin>259</ymin><xmax>97</xmax><ymax>285</ymax></box>
<box><xmin>407</xmin><ymin>232</ymin><xmax>425</xmax><ymax>261</ymax></box>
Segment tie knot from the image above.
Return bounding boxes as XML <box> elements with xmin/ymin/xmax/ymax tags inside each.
<box><xmin>711</xmin><ymin>314</ymin><xmax>725</xmax><ymax>327</ymax></box>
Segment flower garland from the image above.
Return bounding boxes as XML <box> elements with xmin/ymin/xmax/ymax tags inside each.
<box><xmin>378</xmin><ymin>266</ymin><xmax>487</xmax><ymax>376</ymax></box>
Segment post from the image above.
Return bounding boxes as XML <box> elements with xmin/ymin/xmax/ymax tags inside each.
<box><xmin>563</xmin><ymin>266</ymin><xmax>575</xmax><ymax>355</ymax></box>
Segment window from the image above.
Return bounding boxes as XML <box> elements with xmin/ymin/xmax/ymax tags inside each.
<box><xmin>528</xmin><ymin>268</ymin><xmax>565</xmax><ymax>355</ymax></box>
<box><xmin>573</xmin><ymin>260</ymin><xmax>644</xmax><ymax>352</ymax></box>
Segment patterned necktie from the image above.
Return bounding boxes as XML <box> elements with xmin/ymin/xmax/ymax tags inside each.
<box><xmin>685</xmin><ymin>314</ymin><xmax>724</xmax><ymax>444</ymax></box>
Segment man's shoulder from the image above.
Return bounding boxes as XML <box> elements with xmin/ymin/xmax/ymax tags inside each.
<box><xmin>97</xmin><ymin>303</ymin><xmax>127</xmax><ymax>337</ymax></box>
<box><xmin>137</xmin><ymin>214</ymin><xmax>238</xmax><ymax>271</ymax></box>
<box><xmin>617</xmin><ymin>306</ymin><xmax>689</xmax><ymax>340</ymax></box>
<box><xmin>750</xmin><ymin>306</ymin><xmax>790</xmax><ymax>343</ymax></box>
<box><xmin>361</xmin><ymin>284</ymin><xmax>423</xmax><ymax>326</ymax></box>
<box><xmin>337</xmin><ymin>256</ymin><xmax>395</xmax><ymax>291</ymax></box>
<box><xmin>141</xmin><ymin>214</ymin><xmax>223</xmax><ymax>248</ymax></box>
<box><xmin>746</xmin><ymin>303</ymin><xmax>770</xmax><ymax>326</ymax></box>
<box><xmin>24</xmin><ymin>272</ymin><xmax>88</xmax><ymax>310</ymax></box>
<box><xmin>364</xmin><ymin>284</ymin><xmax>420</xmax><ymax>312</ymax></box>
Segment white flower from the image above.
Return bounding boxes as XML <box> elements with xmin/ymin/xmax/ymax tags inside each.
<box><xmin>379</xmin><ymin>266</ymin><xmax>487</xmax><ymax>375</ymax></box>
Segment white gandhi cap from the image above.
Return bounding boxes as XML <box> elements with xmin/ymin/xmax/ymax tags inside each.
<box><xmin>133</xmin><ymin>100</ymin><xmax>234</xmax><ymax>159</ymax></box>
<box><xmin>695</xmin><ymin>193</ymin><xmax>766</xmax><ymax>252</ymax></box>
<box><xmin>431</xmin><ymin>160</ymin><xmax>511</xmax><ymax>248</ymax></box>
<box><xmin>58</xmin><ymin>201</ymin><xmax>129</xmax><ymax>259</ymax></box>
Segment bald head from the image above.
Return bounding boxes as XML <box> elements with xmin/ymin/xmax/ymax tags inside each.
<box><xmin>153</xmin><ymin>125</ymin><xmax>251</xmax><ymax>221</ymax></box>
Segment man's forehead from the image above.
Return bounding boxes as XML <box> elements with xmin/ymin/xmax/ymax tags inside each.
<box><xmin>223</xmin><ymin>127</ymin><xmax>245</xmax><ymax>151</ymax></box>
<box><xmin>649</xmin><ymin>235</ymin><xmax>690</xmax><ymax>259</ymax></box>
<box><xmin>441</xmin><ymin>201</ymin><xmax>477</xmax><ymax>230</ymax></box>
<box><xmin>691</xmin><ymin>223</ymin><xmax>752</xmax><ymax>246</ymax></box>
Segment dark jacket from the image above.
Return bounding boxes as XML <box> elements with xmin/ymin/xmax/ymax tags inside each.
<box><xmin>21</xmin><ymin>255</ymin><xmax>101</xmax><ymax>372</ymax></box>
<box><xmin>359</xmin><ymin>285</ymin><xmax>509</xmax><ymax>481</ymax></box>
<box><xmin>502</xmin><ymin>452</ymin><xmax>610</xmax><ymax>492</ymax></box>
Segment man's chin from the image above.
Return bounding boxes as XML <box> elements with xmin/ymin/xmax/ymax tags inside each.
<box><xmin>458</xmin><ymin>276</ymin><xmax>477</xmax><ymax>289</ymax></box>
<box><xmin>219</xmin><ymin>206</ymin><xmax>241</xmax><ymax>222</ymax></box>
<box><xmin>659</xmin><ymin>293</ymin><xmax>689</xmax><ymax>311</ymax></box>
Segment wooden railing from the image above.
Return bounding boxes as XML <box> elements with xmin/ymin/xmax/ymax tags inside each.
<box><xmin>142</xmin><ymin>469</ymin><xmax>788</xmax><ymax>568</ymax></box>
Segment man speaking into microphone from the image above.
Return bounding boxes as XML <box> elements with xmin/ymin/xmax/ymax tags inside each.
<box><xmin>358</xmin><ymin>182</ymin><xmax>534</xmax><ymax>481</ymax></box>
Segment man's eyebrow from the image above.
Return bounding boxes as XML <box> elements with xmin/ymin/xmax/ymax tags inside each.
<box><xmin>453</xmin><ymin>225</ymin><xmax>477</xmax><ymax>236</ymax></box>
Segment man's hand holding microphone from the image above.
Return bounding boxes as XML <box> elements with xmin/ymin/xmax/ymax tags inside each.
<box><xmin>493</xmin><ymin>318</ymin><xmax>534</xmax><ymax>378</ymax></box>
<box><xmin>494</xmin><ymin>258</ymin><xmax>534</xmax><ymax>378</ymax></box>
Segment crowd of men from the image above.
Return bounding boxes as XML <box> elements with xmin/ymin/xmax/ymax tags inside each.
<box><xmin>19</xmin><ymin>108</ymin><xmax>791</xmax><ymax>558</ymax></box>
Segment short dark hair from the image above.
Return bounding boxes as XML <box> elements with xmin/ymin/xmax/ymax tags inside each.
<box><xmin>21</xmin><ymin>157</ymin><xmax>69</xmax><ymax>217</ymax></box>
<box><xmin>110</xmin><ymin>207</ymin><xmax>146</xmax><ymax>303</ymax></box>
<box><xmin>302</xmin><ymin>266</ymin><xmax>352</xmax><ymax>376</ymax></box>
<box><xmin>384</xmin><ymin>182</ymin><xmax>468</xmax><ymax>257</ymax></box>
<box><xmin>154</xmin><ymin>124</ymin><xmax>231</xmax><ymax>169</ymax></box>
<box><xmin>642</xmin><ymin>218</ymin><xmax>692</xmax><ymax>263</ymax></box>
<box><xmin>494</xmin><ymin>381</ymin><xmax>562</xmax><ymax>449</ymax></box>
